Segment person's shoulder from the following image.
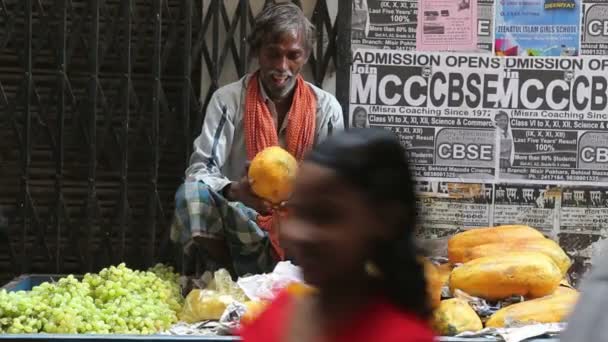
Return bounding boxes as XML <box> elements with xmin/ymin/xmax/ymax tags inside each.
<box><xmin>206</xmin><ymin>76</ymin><xmax>249</xmax><ymax>119</ymax></box>
<box><xmin>305</xmin><ymin>81</ymin><xmax>342</xmax><ymax>113</ymax></box>
<box><xmin>212</xmin><ymin>76</ymin><xmax>248</xmax><ymax>100</ymax></box>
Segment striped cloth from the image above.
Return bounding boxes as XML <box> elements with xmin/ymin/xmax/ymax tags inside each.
<box><xmin>170</xmin><ymin>181</ymin><xmax>276</xmax><ymax>276</ymax></box>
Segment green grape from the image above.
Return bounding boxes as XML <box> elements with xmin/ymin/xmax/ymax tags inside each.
<box><xmin>0</xmin><ymin>263</ymin><xmax>183</xmax><ymax>335</ymax></box>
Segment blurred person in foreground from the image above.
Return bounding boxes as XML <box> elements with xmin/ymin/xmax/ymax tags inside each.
<box><xmin>240</xmin><ymin>129</ymin><xmax>435</xmax><ymax>342</ymax></box>
<box><xmin>561</xmin><ymin>242</ymin><xmax>608</xmax><ymax>342</ymax></box>
<box><xmin>170</xmin><ymin>3</ymin><xmax>344</xmax><ymax>277</ymax></box>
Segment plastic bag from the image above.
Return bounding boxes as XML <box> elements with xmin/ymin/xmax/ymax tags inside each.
<box><xmin>237</xmin><ymin>261</ymin><xmax>302</xmax><ymax>301</ymax></box>
<box><xmin>441</xmin><ymin>285</ymin><xmax>452</xmax><ymax>299</ymax></box>
<box><xmin>219</xmin><ymin>301</ymin><xmax>248</xmax><ymax>324</ymax></box>
<box><xmin>453</xmin><ymin>289</ymin><xmax>524</xmax><ymax>318</ymax></box>
<box><xmin>208</xmin><ymin>269</ymin><xmax>248</xmax><ymax>302</ymax></box>
<box><xmin>178</xmin><ymin>269</ymin><xmax>248</xmax><ymax>323</ymax></box>
<box><xmin>453</xmin><ymin>289</ymin><xmax>496</xmax><ymax>318</ymax></box>
<box><xmin>178</xmin><ymin>289</ymin><xmax>236</xmax><ymax>323</ymax></box>
<box><xmin>429</xmin><ymin>256</ymin><xmax>449</xmax><ymax>265</ymax></box>
<box><xmin>163</xmin><ymin>320</ymin><xmax>235</xmax><ymax>336</ymax></box>
<box><xmin>455</xmin><ymin>323</ymin><xmax>565</xmax><ymax>342</ymax></box>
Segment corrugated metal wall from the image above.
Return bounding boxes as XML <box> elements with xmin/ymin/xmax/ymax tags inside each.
<box><xmin>0</xmin><ymin>0</ymin><xmax>350</xmax><ymax>282</ymax></box>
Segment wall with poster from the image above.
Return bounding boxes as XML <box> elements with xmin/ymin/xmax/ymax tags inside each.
<box><xmin>350</xmin><ymin>0</ymin><xmax>608</xmax><ymax>280</ymax></box>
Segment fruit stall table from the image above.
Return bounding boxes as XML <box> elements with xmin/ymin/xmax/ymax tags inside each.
<box><xmin>0</xmin><ymin>333</ymin><xmax>561</xmax><ymax>341</ymax></box>
<box><xmin>0</xmin><ymin>336</ymin><xmax>237</xmax><ymax>341</ymax></box>
<box><xmin>1</xmin><ymin>275</ymin><xmax>562</xmax><ymax>342</ymax></box>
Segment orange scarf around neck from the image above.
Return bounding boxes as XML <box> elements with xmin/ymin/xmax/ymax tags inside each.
<box><xmin>244</xmin><ymin>72</ymin><xmax>316</xmax><ymax>261</ymax></box>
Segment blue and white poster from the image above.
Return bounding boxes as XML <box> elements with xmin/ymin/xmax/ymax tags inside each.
<box><xmin>495</xmin><ymin>0</ymin><xmax>581</xmax><ymax>56</ymax></box>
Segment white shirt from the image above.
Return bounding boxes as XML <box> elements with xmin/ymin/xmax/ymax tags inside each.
<box><xmin>185</xmin><ymin>74</ymin><xmax>345</xmax><ymax>192</ymax></box>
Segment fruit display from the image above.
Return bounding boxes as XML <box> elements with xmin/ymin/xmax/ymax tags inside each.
<box><xmin>248</xmin><ymin>146</ymin><xmax>298</xmax><ymax>204</ymax></box>
<box><xmin>431</xmin><ymin>298</ymin><xmax>483</xmax><ymax>336</ymax></box>
<box><xmin>428</xmin><ymin>225</ymin><xmax>579</xmax><ymax>336</ymax></box>
<box><xmin>449</xmin><ymin>252</ymin><xmax>562</xmax><ymax>301</ymax></box>
<box><xmin>435</xmin><ymin>263</ymin><xmax>453</xmax><ymax>287</ymax></box>
<box><xmin>0</xmin><ymin>225</ymin><xmax>580</xmax><ymax>337</ymax></box>
<box><xmin>460</xmin><ymin>238</ymin><xmax>571</xmax><ymax>276</ymax></box>
<box><xmin>421</xmin><ymin>258</ymin><xmax>443</xmax><ymax>309</ymax></box>
<box><xmin>0</xmin><ymin>263</ymin><xmax>182</xmax><ymax>334</ymax></box>
<box><xmin>448</xmin><ymin>225</ymin><xmax>544</xmax><ymax>263</ymax></box>
<box><xmin>485</xmin><ymin>286</ymin><xmax>579</xmax><ymax>328</ymax></box>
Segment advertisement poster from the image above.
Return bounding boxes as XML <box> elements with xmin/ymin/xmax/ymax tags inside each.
<box><xmin>352</xmin><ymin>0</ymin><xmax>417</xmax><ymax>51</ymax></box>
<box><xmin>560</xmin><ymin>186</ymin><xmax>608</xmax><ymax>234</ymax></box>
<box><xmin>493</xmin><ymin>184</ymin><xmax>558</xmax><ymax>235</ymax></box>
<box><xmin>350</xmin><ymin>50</ymin><xmax>499</xmax><ymax>182</ymax></box>
<box><xmin>558</xmin><ymin>185</ymin><xmax>608</xmax><ymax>280</ymax></box>
<box><xmin>351</xmin><ymin>49</ymin><xmax>608</xmax><ymax>185</ymax></box>
<box><xmin>498</xmin><ymin>57</ymin><xmax>608</xmax><ymax>183</ymax></box>
<box><xmin>581</xmin><ymin>0</ymin><xmax>608</xmax><ymax>55</ymax></box>
<box><xmin>494</xmin><ymin>0</ymin><xmax>581</xmax><ymax>56</ymax></box>
<box><xmin>477</xmin><ymin>0</ymin><xmax>495</xmax><ymax>51</ymax></box>
<box><xmin>416</xmin><ymin>0</ymin><xmax>478</xmax><ymax>51</ymax></box>
<box><xmin>350</xmin><ymin>49</ymin><xmax>608</xmax><ymax>253</ymax></box>
<box><xmin>416</xmin><ymin>182</ymin><xmax>492</xmax><ymax>234</ymax></box>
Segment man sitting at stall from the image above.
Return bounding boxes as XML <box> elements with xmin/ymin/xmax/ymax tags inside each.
<box><xmin>170</xmin><ymin>3</ymin><xmax>344</xmax><ymax>277</ymax></box>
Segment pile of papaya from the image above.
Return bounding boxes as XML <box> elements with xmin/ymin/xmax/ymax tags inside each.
<box><xmin>423</xmin><ymin>225</ymin><xmax>579</xmax><ymax>336</ymax></box>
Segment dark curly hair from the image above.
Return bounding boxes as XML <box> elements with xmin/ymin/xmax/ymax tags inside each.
<box><xmin>306</xmin><ymin>128</ymin><xmax>431</xmax><ymax>319</ymax></box>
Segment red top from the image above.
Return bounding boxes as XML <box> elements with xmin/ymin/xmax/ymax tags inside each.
<box><xmin>239</xmin><ymin>290</ymin><xmax>435</xmax><ymax>342</ymax></box>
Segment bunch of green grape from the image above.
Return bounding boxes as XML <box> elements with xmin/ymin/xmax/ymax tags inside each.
<box><xmin>0</xmin><ymin>263</ymin><xmax>183</xmax><ymax>335</ymax></box>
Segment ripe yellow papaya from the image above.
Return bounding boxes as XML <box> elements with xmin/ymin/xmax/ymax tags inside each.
<box><xmin>420</xmin><ymin>258</ymin><xmax>443</xmax><ymax>309</ymax></box>
<box><xmin>460</xmin><ymin>238</ymin><xmax>571</xmax><ymax>275</ymax></box>
<box><xmin>240</xmin><ymin>300</ymin><xmax>270</xmax><ymax>325</ymax></box>
<box><xmin>284</xmin><ymin>282</ymin><xmax>317</xmax><ymax>297</ymax></box>
<box><xmin>449</xmin><ymin>252</ymin><xmax>562</xmax><ymax>301</ymax></box>
<box><xmin>248</xmin><ymin>146</ymin><xmax>298</xmax><ymax>204</ymax></box>
<box><xmin>448</xmin><ymin>225</ymin><xmax>545</xmax><ymax>263</ymax></box>
<box><xmin>436</xmin><ymin>263</ymin><xmax>453</xmax><ymax>287</ymax></box>
<box><xmin>486</xmin><ymin>289</ymin><xmax>579</xmax><ymax>327</ymax></box>
<box><xmin>554</xmin><ymin>285</ymin><xmax>578</xmax><ymax>296</ymax></box>
<box><xmin>431</xmin><ymin>298</ymin><xmax>483</xmax><ymax>336</ymax></box>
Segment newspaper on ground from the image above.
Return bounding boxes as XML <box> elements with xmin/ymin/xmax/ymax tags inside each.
<box><xmin>456</xmin><ymin>323</ymin><xmax>565</xmax><ymax>342</ymax></box>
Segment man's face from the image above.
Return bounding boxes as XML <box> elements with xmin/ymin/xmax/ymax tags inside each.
<box><xmin>257</xmin><ymin>30</ymin><xmax>308</xmax><ymax>101</ymax></box>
